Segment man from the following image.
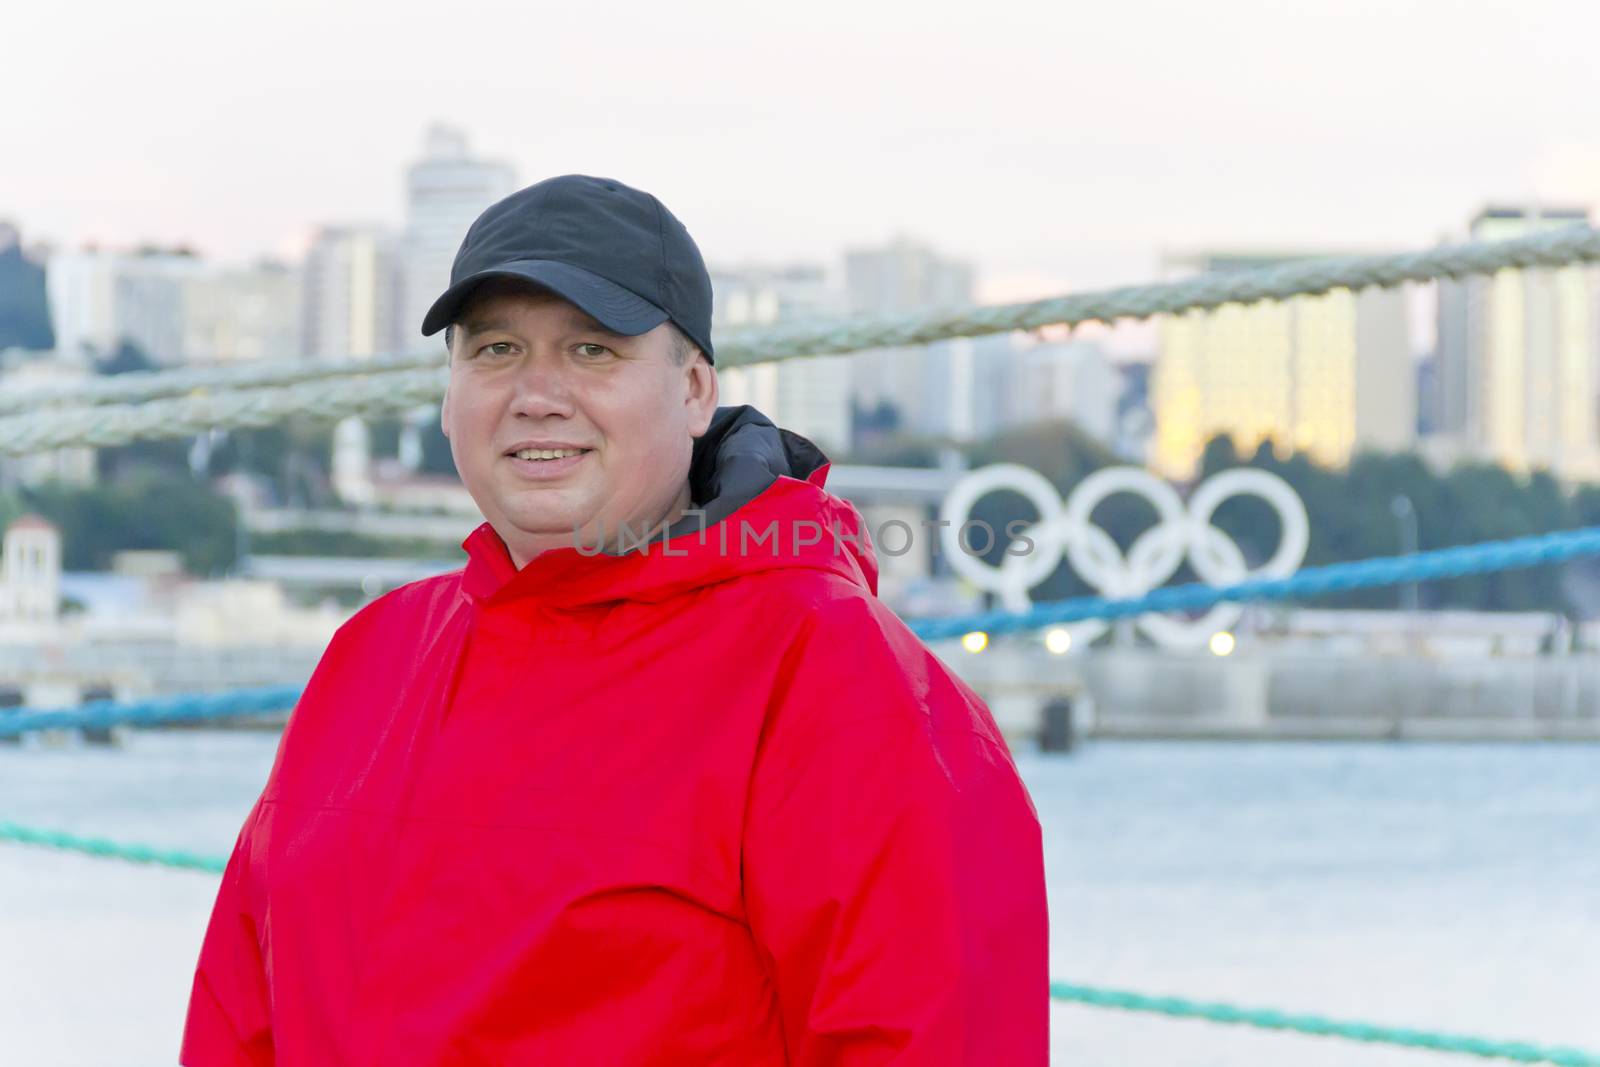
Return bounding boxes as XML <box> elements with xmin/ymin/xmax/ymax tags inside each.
<box><xmin>182</xmin><ymin>175</ymin><xmax>1047</xmax><ymax>1065</ymax></box>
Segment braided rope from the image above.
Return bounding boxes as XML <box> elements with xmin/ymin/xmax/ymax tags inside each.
<box><xmin>1050</xmin><ymin>983</ymin><xmax>1600</xmax><ymax>1065</ymax></box>
<box><xmin>0</xmin><ymin>353</ymin><xmax>445</xmax><ymax>416</ymax></box>
<box><xmin>1</xmin><ymin>225</ymin><xmax>1595</xmax><ymax>448</ymax></box>
<box><xmin>720</xmin><ymin>223</ymin><xmax>1600</xmax><ymax>366</ymax></box>
<box><xmin>0</xmin><ymin>367</ymin><xmax>447</xmax><ymax>456</ymax></box>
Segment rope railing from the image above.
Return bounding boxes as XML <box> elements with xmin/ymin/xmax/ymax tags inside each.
<box><xmin>0</xmin><ymin>820</ymin><xmax>227</xmax><ymax>874</ymax></box>
<box><xmin>2</xmin><ymin>813</ymin><xmax>1595</xmax><ymax>1066</ymax></box>
<box><xmin>0</xmin><ymin>367</ymin><xmax>448</xmax><ymax>456</ymax></box>
<box><xmin>0</xmin><ymin>685</ymin><xmax>300</xmax><ymax>738</ymax></box>
<box><xmin>0</xmin><ymin>354</ymin><xmax>446</xmax><ymax>416</ymax></box>
<box><xmin>911</xmin><ymin>524</ymin><xmax>1600</xmax><ymax>639</ymax></box>
<box><xmin>2</xmin><ymin>224</ymin><xmax>1597</xmax><ymax>453</ymax></box>
<box><xmin>6</xmin><ymin>225</ymin><xmax>1598</xmax><ymax>1065</ymax></box>
<box><xmin>1048</xmin><ymin>983</ymin><xmax>1600</xmax><ymax>1066</ymax></box>
<box><xmin>722</xmin><ymin>223</ymin><xmax>1600</xmax><ymax>365</ymax></box>
<box><xmin>3</xmin><ymin>524</ymin><xmax>1598</xmax><ymax>734</ymax></box>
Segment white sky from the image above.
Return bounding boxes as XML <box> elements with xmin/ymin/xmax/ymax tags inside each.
<box><xmin>5</xmin><ymin>0</ymin><xmax>1599</xmax><ymax>306</ymax></box>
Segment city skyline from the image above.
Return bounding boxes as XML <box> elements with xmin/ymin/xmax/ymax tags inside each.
<box><xmin>6</xmin><ymin>0</ymin><xmax>1599</xmax><ymax>307</ymax></box>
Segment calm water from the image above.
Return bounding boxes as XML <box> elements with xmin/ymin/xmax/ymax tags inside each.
<box><xmin>2</xmin><ymin>732</ymin><xmax>1597</xmax><ymax>1065</ymax></box>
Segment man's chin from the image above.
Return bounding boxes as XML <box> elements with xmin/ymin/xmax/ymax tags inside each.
<box><xmin>502</xmin><ymin>517</ymin><xmax>591</xmax><ymax>544</ymax></box>
<box><xmin>495</xmin><ymin>500</ymin><xmax>599</xmax><ymax>538</ymax></box>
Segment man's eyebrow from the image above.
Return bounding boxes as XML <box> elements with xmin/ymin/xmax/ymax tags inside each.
<box><xmin>458</xmin><ymin>318</ymin><xmax>514</xmax><ymax>339</ymax></box>
<box><xmin>457</xmin><ymin>314</ymin><xmax>630</xmax><ymax>341</ymax></box>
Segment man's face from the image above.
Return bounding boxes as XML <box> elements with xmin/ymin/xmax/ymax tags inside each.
<box><xmin>441</xmin><ymin>282</ymin><xmax>718</xmax><ymax>566</ymax></box>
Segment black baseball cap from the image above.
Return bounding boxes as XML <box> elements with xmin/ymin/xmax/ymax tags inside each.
<box><xmin>420</xmin><ymin>174</ymin><xmax>715</xmax><ymax>362</ymax></box>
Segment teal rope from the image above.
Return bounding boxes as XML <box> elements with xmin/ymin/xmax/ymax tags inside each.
<box><xmin>2</xmin><ymin>822</ymin><xmax>1595</xmax><ymax>1064</ymax></box>
<box><xmin>1051</xmin><ymin>983</ymin><xmax>1600</xmax><ymax>1065</ymax></box>
<box><xmin>0</xmin><ymin>820</ymin><xmax>226</xmax><ymax>874</ymax></box>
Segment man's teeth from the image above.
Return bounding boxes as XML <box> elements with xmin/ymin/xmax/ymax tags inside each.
<box><xmin>513</xmin><ymin>448</ymin><xmax>586</xmax><ymax>461</ymax></box>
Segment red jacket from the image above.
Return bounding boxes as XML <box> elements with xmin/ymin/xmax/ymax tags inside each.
<box><xmin>183</xmin><ymin>409</ymin><xmax>1048</xmax><ymax>1065</ymax></box>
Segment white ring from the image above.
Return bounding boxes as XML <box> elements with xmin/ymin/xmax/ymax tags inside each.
<box><xmin>940</xmin><ymin>463</ymin><xmax>1309</xmax><ymax>651</ymax></box>
<box><xmin>939</xmin><ymin>463</ymin><xmax>1065</xmax><ymax>591</ymax></box>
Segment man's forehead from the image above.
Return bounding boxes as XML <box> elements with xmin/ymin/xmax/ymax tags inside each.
<box><xmin>456</xmin><ymin>285</ymin><xmax>624</xmax><ymax>338</ymax></box>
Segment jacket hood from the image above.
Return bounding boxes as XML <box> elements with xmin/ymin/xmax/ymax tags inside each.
<box><xmin>459</xmin><ymin>406</ymin><xmax>877</xmax><ymax>608</ymax></box>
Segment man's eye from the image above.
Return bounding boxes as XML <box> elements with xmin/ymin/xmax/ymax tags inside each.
<box><xmin>477</xmin><ymin>342</ymin><xmax>515</xmax><ymax>358</ymax></box>
<box><xmin>575</xmin><ymin>343</ymin><xmax>612</xmax><ymax>359</ymax></box>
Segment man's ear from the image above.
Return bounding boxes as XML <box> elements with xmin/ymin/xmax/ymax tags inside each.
<box><xmin>686</xmin><ymin>359</ymin><xmax>718</xmax><ymax>437</ymax></box>
<box><xmin>440</xmin><ymin>388</ymin><xmax>451</xmax><ymax>439</ymax></box>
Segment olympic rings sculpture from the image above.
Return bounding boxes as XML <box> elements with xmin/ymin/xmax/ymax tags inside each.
<box><xmin>938</xmin><ymin>464</ymin><xmax>1309</xmax><ymax>651</ymax></box>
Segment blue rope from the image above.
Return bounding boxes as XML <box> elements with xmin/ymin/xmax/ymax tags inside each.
<box><xmin>0</xmin><ymin>685</ymin><xmax>301</xmax><ymax>738</ymax></box>
<box><xmin>909</xmin><ymin>525</ymin><xmax>1600</xmax><ymax>641</ymax></box>
<box><xmin>5</xmin><ymin>525</ymin><xmax>1600</xmax><ymax>735</ymax></box>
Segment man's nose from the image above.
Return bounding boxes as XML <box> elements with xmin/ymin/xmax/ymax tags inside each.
<box><xmin>509</xmin><ymin>351</ymin><xmax>577</xmax><ymax>420</ymax></box>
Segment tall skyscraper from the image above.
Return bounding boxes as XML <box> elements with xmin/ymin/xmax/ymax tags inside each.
<box><xmin>116</xmin><ymin>250</ymin><xmax>209</xmax><ymax>365</ymax></box>
<box><xmin>1435</xmin><ymin>206</ymin><xmax>1599</xmax><ymax>481</ymax></box>
<box><xmin>300</xmin><ymin>226</ymin><xmax>402</xmax><ymax>361</ymax></box>
<box><xmin>845</xmin><ymin>237</ymin><xmax>974</xmax><ymax>312</ymax></box>
<box><xmin>1007</xmin><ymin>337</ymin><xmax>1121</xmax><ymax>446</ymax></box>
<box><xmin>1152</xmin><ymin>252</ymin><xmax>1414</xmax><ymax>479</ymax></box>
<box><xmin>712</xmin><ymin>264</ymin><xmax>850</xmax><ymax>453</ymax></box>
<box><xmin>186</xmin><ymin>260</ymin><xmax>300</xmax><ymax>364</ymax></box>
<box><xmin>399</xmin><ymin>125</ymin><xmax>516</xmax><ymax>347</ymax></box>
<box><xmin>45</xmin><ymin>248</ymin><xmax>119</xmax><ymax>361</ymax></box>
<box><xmin>844</xmin><ymin>237</ymin><xmax>978</xmax><ymax>443</ymax></box>
<box><xmin>46</xmin><ymin>246</ymin><xmax>208</xmax><ymax>365</ymax></box>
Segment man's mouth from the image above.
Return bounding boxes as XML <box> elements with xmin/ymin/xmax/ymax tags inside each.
<box><xmin>508</xmin><ymin>447</ymin><xmax>591</xmax><ymax>462</ymax></box>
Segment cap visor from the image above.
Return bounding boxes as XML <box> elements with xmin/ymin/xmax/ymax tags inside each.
<box><xmin>420</xmin><ymin>259</ymin><xmax>670</xmax><ymax>338</ymax></box>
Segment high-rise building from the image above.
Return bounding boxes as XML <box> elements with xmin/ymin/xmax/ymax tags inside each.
<box><xmin>1007</xmin><ymin>337</ymin><xmax>1121</xmax><ymax>446</ymax></box>
<box><xmin>844</xmin><ymin>237</ymin><xmax>978</xmax><ymax>443</ymax></box>
<box><xmin>1435</xmin><ymin>206</ymin><xmax>1600</xmax><ymax>481</ymax></box>
<box><xmin>711</xmin><ymin>264</ymin><xmax>850</xmax><ymax>453</ymax></box>
<box><xmin>186</xmin><ymin>259</ymin><xmax>301</xmax><ymax>364</ymax></box>
<box><xmin>46</xmin><ymin>248</ymin><xmax>296</xmax><ymax>366</ymax></box>
<box><xmin>966</xmin><ymin>332</ymin><xmax>1022</xmax><ymax>441</ymax></box>
<box><xmin>399</xmin><ymin>125</ymin><xmax>516</xmax><ymax>347</ymax></box>
<box><xmin>116</xmin><ymin>249</ymin><xmax>208</xmax><ymax>365</ymax></box>
<box><xmin>45</xmin><ymin>248</ymin><xmax>118</xmax><ymax>362</ymax></box>
<box><xmin>47</xmin><ymin>246</ymin><xmax>209</xmax><ymax>365</ymax></box>
<box><xmin>301</xmin><ymin>226</ymin><xmax>402</xmax><ymax>361</ymax></box>
<box><xmin>1152</xmin><ymin>252</ymin><xmax>1413</xmax><ymax>479</ymax></box>
<box><xmin>845</xmin><ymin>237</ymin><xmax>973</xmax><ymax>312</ymax></box>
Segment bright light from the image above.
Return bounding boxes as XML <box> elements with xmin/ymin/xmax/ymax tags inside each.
<box><xmin>961</xmin><ymin>631</ymin><xmax>989</xmax><ymax>654</ymax></box>
<box><xmin>1044</xmin><ymin>628</ymin><xmax>1073</xmax><ymax>655</ymax></box>
<box><xmin>1209</xmin><ymin>631</ymin><xmax>1237</xmax><ymax>657</ymax></box>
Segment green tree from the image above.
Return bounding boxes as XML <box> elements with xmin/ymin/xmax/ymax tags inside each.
<box><xmin>22</xmin><ymin>473</ymin><xmax>238</xmax><ymax>575</ymax></box>
<box><xmin>837</xmin><ymin>432</ymin><xmax>947</xmax><ymax>468</ymax></box>
<box><xmin>94</xmin><ymin>339</ymin><xmax>156</xmax><ymax>376</ymax></box>
<box><xmin>418</xmin><ymin>417</ymin><xmax>458</xmax><ymax>477</ymax></box>
<box><xmin>960</xmin><ymin>419</ymin><xmax>1131</xmax><ymax>601</ymax></box>
<box><xmin>1199</xmin><ymin>435</ymin><xmax>1579</xmax><ymax>613</ymax></box>
<box><xmin>206</xmin><ymin>420</ymin><xmax>338</xmax><ymax>506</ymax></box>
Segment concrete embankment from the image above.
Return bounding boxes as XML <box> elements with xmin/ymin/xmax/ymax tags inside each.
<box><xmin>949</xmin><ymin>647</ymin><xmax>1600</xmax><ymax>743</ymax></box>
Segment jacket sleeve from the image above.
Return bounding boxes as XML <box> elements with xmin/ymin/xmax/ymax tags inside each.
<box><xmin>180</xmin><ymin>801</ymin><xmax>275</xmax><ymax>1066</ymax></box>
<box><xmin>742</xmin><ymin>599</ymin><xmax>1049</xmax><ymax>1065</ymax></box>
